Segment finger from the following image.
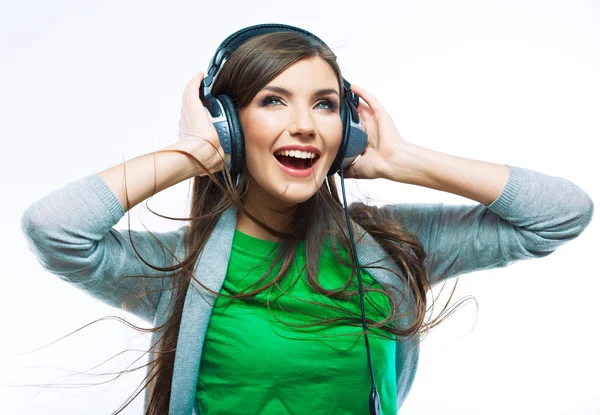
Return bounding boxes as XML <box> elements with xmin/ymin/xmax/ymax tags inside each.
<box><xmin>356</xmin><ymin>99</ymin><xmax>374</xmax><ymax>121</ymax></box>
<box><xmin>356</xmin><ymin>100</ymin><xmax>376</xmax><ymax>131</ymax></box>
<box><xmin>344</xmin><ymin>160</ymin><xmax>362</xmax><ymax>179</ymax></box>
<box><xmin>351</xmin><ymin>84</ymin><xmax>383</xmax><ymax>113</ymax></box>
<box><xmin>183</xmin><ymin>71</ymin><xmax>205</xmax><ymax>105</ymax></box>
<box><xmin>341</xmin><ymin>166</ymin><xmax>354</xmax><ymax>178</ymax></box>
<box><xmin>187</xmin><ymin>71</ymin><xmax>205</xmax><ymax>88</ymax></box>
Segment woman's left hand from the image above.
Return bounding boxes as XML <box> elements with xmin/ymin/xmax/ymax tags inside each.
<box><xmin>342</xmin><ymin>84</ymin><xmax>409</xmax><ymax>180</ymax></box>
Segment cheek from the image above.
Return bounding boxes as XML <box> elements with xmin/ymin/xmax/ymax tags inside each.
<box><xmin>241</xmin><ymin>121</ymin><xmax>272</xmax><ymax>160</ymax></box>
<box><xmin>243</xmin><ymin>108</ymin><xmax>283</xmax><ymax>132</ymax></box>
<box><xmin>242</xmin><ymin>125</ymin><xmax>277</xmax><ymax>179</ymax></box>
<box><xmin>325</xmin><ymin>118</ymin><xmax>344</xmax><ymax>153</ymax></box>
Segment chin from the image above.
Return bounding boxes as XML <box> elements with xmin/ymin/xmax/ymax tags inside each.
<box><xmin>271</xmin><ymin>182</ymin><xmax>319</xmax><ymax>206</ymax></box>
<box><xmin>245</xmin><ymin>157</ymin><xmax>328</xmax><ymax>208</ymax></box>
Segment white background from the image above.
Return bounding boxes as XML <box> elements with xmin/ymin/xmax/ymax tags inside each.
<box><xmin>1</xmin><ymin>1</ymin><xmax>598</xmax><ymax>414</ymax></box>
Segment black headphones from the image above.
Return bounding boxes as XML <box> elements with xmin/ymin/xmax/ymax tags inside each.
<box><xmin>199</xmin><ymin>23</ymin><xmax>368</xmax><ymax>177</ymax></box>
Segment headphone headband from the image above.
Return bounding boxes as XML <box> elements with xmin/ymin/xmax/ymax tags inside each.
<box><xmin>202</xmin><ymin>24</ymin><xmax>355</xmax><ymax>104</ymax></box>
<box><xmin>206</xmin><ymin>24</ymin><xmax>326</xmax><ymax>79</ymax></box>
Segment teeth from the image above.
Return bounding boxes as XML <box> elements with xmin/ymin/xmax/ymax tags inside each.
<box><xmin>274</xmin><ymin>149</ymin><xmax>317</xmax><ymax>159</ymax></box>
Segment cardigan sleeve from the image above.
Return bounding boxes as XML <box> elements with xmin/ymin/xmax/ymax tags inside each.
<box><xmin>20</xmin><ymin>173</ymin><xmax>184</xmax><ymax>324</ymax></box>
<box><xmin>379</xmin><ymin>164</ymin><xmax>594</xmax><ymax>285</ymax></box>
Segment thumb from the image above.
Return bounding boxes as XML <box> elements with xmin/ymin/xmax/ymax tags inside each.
<box><xmin>341</xmin><ymin>164</ymin><xmax>357</xmax><ymax>179</ymax></box>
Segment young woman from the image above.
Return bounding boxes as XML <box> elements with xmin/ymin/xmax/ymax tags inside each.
<box><xmin>21</xmin><ymin>24</ymin><xmax>594</xmax><ymax>415</ymax></box>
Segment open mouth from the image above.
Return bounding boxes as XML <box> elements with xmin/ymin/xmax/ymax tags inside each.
<box><xmin>273</xmin><ymin>154</ymin><xmax>320</xmax><ymax>171</ymax></box>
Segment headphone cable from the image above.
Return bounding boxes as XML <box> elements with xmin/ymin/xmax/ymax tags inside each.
<box><xmin>339</xmin><ymin>168</ymin><xmax>381</xmax><ymax>415</ymax></box>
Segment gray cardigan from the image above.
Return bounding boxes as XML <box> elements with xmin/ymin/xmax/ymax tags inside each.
<box><xmin>20</xmin><ymin>164</ymin><xmax>594</xmax><ymax>414</ymax></box>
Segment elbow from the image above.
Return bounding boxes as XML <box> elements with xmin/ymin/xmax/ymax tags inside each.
<box><xmin>572</xmin><ymin>194</ymin><xmax>595</xmax><ymax>238</ymax></box>
<box><xmin>21</xmin><ymin>204</ymin><xmax>55</xmax><ymax>262</ymax></box>
<box><xmin>520</xmin><ymin>197</ymin><xmax>595</xmax><ymax>257</ymax></box>
<box><xmin>21</xmin><ymin>204</ymin><xmax>68</xmax><ymax>259</ymax></box>
<box><xmin>21</xmin><ymin>204</ymin><xmax>42</xmax><ymax>245</ymax></box>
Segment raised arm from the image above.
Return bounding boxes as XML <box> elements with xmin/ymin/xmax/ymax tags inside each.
<box><xmin>21</xmin><ymin>153</ymin><xmax>193</xmax><ymax>323</ymax></box>
<box><xmin>20</xmin><ymin>71</ymin><xmax>225</xmax><ymax>323</ymax></box>
<box><xmin>381</xmin><ymin>160</ymin><xmax>594</xmax><ymax>284</ymax></box>
<box><xmin>345</xmin><ymin>85</ymin><xmax>594</xmax><ymax>285</ymax></box>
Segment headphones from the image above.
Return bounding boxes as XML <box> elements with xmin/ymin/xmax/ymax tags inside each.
<box><xmin>199</xmin><ymin>23</ymin><xmax>368</xmax><ymax>177</ymax></box>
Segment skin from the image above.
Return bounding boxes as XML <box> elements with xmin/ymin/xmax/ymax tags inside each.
<box><xmin>236</xmin><ymin>56</ymin><xmax>344</xmax><ymax>240</ymax></box>
<box><xmin>178</xmin><ymin>58</ymin><xmax>408</xmax><ymax>240</ymax></box>
<box><xmin>181</xmin><ymin>59</ymin><xmax>512</xmax><ymax>240</ymax></box>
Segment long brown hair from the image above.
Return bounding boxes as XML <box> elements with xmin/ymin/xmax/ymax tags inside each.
<box><xmin>35</xmin><ymin>31</ymin><xmax>467</xmax><ymax>414</ymax></box>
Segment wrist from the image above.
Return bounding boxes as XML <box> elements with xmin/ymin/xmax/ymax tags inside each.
<box><xmin>157</xmin><ymin>144</ymin><xmax>199</xmax><ymax>180</ymax></box>
<box><xmin>163</xmin><ymin>140</ymin><xmax>209</xmax><ymax>179</ymax></box>
<box><xmin>383</xmin><ymin>142</ymin><xmax>427</xmax><ymax>184</ymax></box>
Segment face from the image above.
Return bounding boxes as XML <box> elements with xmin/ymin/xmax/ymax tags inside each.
<box><xmin>238</xmin><ymin>56</ymin><xmax>343</xmax><ymax>210</ymax></box>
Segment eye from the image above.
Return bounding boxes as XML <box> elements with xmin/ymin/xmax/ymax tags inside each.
<box><xmin>260</xmin><ymin>95</ymin><xmax>284</xmax><ymax>107</ymax></box>
<box><xmin>259</xmin><ymin>95</ymin><xmax>339</xmax><ymax>112</ymax></box>
<box><xmin>316</xmin><ymin>99</ymin><xmax>338</xmax><ymax>112</ymax></box>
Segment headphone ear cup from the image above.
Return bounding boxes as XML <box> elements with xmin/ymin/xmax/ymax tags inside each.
<box><xmin>327</xmin><ymin>98</ymin><xmax>368</xmax><ymax>176</ymax></box>
<box><xmin>327</xmin><ymin>99</ymin><xmax>350</xmax><ymax>176</ymax></box>
<box><xmin>215</xmin><ymin>94</ymin><xmax>245</xmax><ymax>174</ymax></box>
<box><xmin>327</xmin><ymin>100</ymin><xmax>351</xmax><ymax>176</ymax></box>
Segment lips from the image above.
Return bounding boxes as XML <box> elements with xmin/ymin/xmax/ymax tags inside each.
<box><xmin>274</xmin><ymin>153</ymin><xmax>319</xmax><ymax>169</ymax></box>
<box><xmin>273</xmin><ymin>153</ymin><xmax>320</xmax><ymax>177</ymax></box>
<box><xmin>272</xmin><ymin>145</ymin><xmax>321</xmax><ymax>157</ymax></box>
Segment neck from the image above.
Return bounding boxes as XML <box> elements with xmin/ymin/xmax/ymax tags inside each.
<box><xmin>236</xmin><ymin>179</ymin><xmax>298</xmax><ymax>242</ymax></box>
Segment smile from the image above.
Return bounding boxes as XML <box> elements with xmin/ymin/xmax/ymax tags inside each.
<box><xmin>273</xmin><ymin>153</ymin><xmax>321</xmax><ymax>177</ymax></box>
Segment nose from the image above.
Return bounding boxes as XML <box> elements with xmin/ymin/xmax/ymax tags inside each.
<box><xmin>288</xmin><ymin>105</ymin><xmax>316</xmax><ymax>138</ymax></box>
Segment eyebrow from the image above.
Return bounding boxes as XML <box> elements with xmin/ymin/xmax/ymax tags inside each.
<box><xmin>261</xmin><ymin>86</ymin><xmax>340</xmax><ymax>98</ymax></box>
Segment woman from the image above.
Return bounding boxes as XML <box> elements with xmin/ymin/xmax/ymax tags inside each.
<box><xmin>21</xmin><ymin>24</ymin><xmax>594</xmax><ymax>414</ymax></box>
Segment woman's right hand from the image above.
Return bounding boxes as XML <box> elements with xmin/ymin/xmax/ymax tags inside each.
<box><xmin>174</xmin><ymin>71</ymin><xmax>225</xmax><ymax>176</ymax></box>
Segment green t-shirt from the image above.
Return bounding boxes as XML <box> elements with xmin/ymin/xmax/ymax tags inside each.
<box><xmin>196</xmin><ymin>229</ymin><xmax>398</xmax><ymax>414</ymax></box>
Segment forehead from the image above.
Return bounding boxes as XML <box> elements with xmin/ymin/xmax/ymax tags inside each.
<box><xmin>265</xmin><ymin>56</ymin><xmax>339</xmax><ymax>93</ymax></box>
